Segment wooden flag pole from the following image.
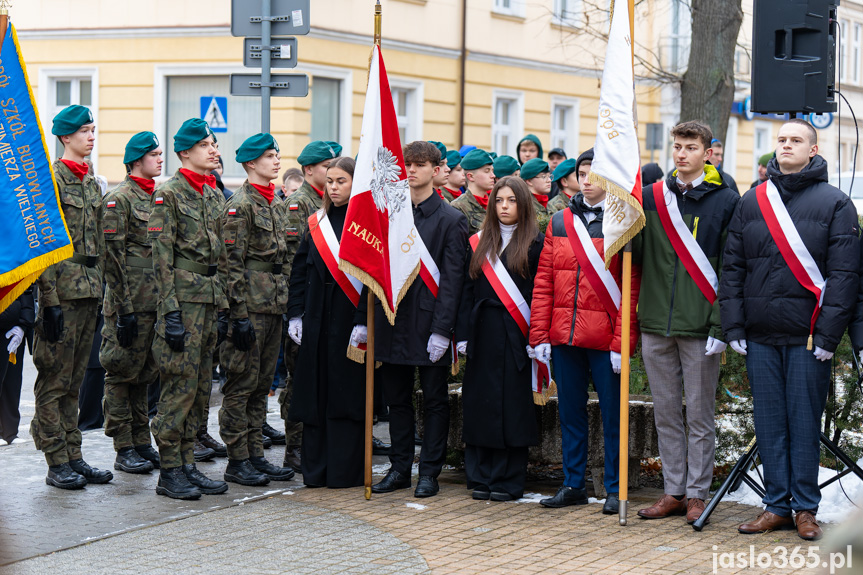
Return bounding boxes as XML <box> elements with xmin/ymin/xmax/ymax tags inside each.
<box><xmin>0</xmin><ymin>0</ymin><xmax>10</xmax><ymax>54</ymax></box>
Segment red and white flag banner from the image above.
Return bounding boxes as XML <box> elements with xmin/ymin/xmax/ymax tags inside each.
<box><xmin>563</xmin><ymin>210</ymin><xmax>622</xmax><ymax>316</ymax></box>
<box><xmin>338</xmin><ymin>45</ymin><xmax>420</xmax><ymax>324</ymax></box>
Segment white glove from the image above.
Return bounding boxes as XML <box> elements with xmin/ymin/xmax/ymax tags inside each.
<box><xmin>349</xmin><ymin>325</ymin><xmax>367</xmax><ymax>347</ymax></box>
<box><xmin>525</xmin><ymin>345</ymin><xmax>536</xmax><ymax>359</ymax></box>
<box><xmin>534</xmin><ymin>343</ymin><xmax>551</xmax><ymax>363</ymax></box>
<box><xmin>729</xmin><ymin>339</ymin><xmax>747</xmax><ymax>355</ymax></box>
<box><xmin>814</xmin><ymin>346</ymin><xmax>834</xmax><ymax>362</ymax></box>
<box><xmin>6</xmin><ymin>327</ymin><xmax>23</xmax><ymax>355</ymax></box>
<box><xmin>610</xmin><ymin>351</ymin><xmax>621</xmax><ymax>374</ymax></box>
<box><xmin>704</xmin><ymin>336</ymin><xmax>727</xmax><ymax>356</ymax></box>
<box><xmin>288</xmin><ymin>317</ymin><xmax>303</xmax><ymax>345</ymax></box>
<box><xmin>427</xmin><ymin>333</ymin><xmax>450</xmax><ymax>363</ymax></box>
<box><xmin>457</xmin><ymin>340</ymin><xmax>467</xmax><ymax>355</ymax></box>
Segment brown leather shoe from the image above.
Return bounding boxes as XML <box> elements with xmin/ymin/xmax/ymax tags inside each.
<box><xmin>686</xmin><ymin>498</ymin><xmax>708</xmax><ymax>525</ymax></box>
<box><xmin>738</xmin><ymin>510</ymin><xmax>794</xmax><ymax>534</ymax></box>
<box><xmin>637</xmin><ymin>494</ymin><xmax>687</xmax><ymax>519</ymax></box>
<box><xmin>795</xmin><ymin>510</ymin><xmax>822</xmax><ymax>541</ymax></box>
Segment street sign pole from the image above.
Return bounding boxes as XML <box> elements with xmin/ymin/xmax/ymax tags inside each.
<box><xmin>261</xmin><ymin>0</ymin><xmax>271</xmax><ymax>133</ymax></box>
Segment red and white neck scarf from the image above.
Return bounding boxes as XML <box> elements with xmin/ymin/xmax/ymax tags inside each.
<box><xmin>652</xmin><ymin>181</ymin><xmax>718</xmax><ymax>304</ymax></box>
<box><xmin>756</xmin><ymin>180</ymin><xmax>826</xmax><ymax>349</ymax></box>
<box><xmin>563</xmin><ymin>209</ymin><xmax>621</xmax><ymax>316</ymax></box>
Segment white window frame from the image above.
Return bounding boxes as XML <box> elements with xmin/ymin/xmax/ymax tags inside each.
<box><xmin>552</xmin><ymin>0</ymin><xmax>584</xmax><ymax>28</ymax></box>
<box><xmin>549</xmin><ymin>96</ymin><xmax>580</xmax><ymax>155</ymax></box>
<box><xmin>491</xmin><ymin>89</ymin><xmax>524</xmax><ymax>157</ymax></box>
<box><xmin>853</xmin><ymin>23</ymin><xmax>861</xmax><ymax>84</ymax></box>
<box><xmin>388</xmin><ymin>77</ymin><xmax>424</xmax><ymax>144</ymax></box>
<box><xmin>724</xmin><ymin>116</ymin><xmax>738</xmax><ymax>181</ymax></box>
<box><xmin>296</xmin><ymin>63</ymin><xmax>353</xmax><ymax>152</ymax></box>
<box><xmin>753</xmin><ymin>120</ymin><xmax>773</xmax><ymax>181</ymax></box>
<box><xmin>841</xmin><ymin>19</ymin><xmax>849</xmax><ymax>83</ymax></box>
<box><xmin>667</xmin><ymin>0</ymin><xmax>692</xmax><ymax>74</ymax></box>
<box><xmin>492</xmin><ymin>0</ymin><xmax>525</xmax><ymax>19</ymax></box>
<box><xmin>37</xmin><ymin>66</ymin><xmax>100</xmax><ymax>172</ymax></box>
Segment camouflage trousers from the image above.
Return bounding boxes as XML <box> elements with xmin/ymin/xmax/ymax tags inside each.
<box><xmin>150</xmin><ymin>302</ymin><xmax>216</xmax><ymax>469</ymax></box>
<box><xmin>100</xmin><ymin>311</ymin><xmax>158</xmax><ymax>450</ymax></box>
<box><xmin>219</xmin><ymin>312</ymin><xmax>281</xmax><ymax>460</ymax></box>
<box><xmin>31</xmin><ymin>298</ymin><xmax>99</xmax><ymax>466</ymax></box>
<box><xmin>278</xmin><ymin>338</ymin><xmax>303</xmax><ymax>447</ymax></box>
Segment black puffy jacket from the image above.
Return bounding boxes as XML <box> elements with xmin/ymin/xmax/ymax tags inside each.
<box><xmin>719</xmin><ymin>156</ymin><xmax>860</xmax><ymax>352</ymax></box>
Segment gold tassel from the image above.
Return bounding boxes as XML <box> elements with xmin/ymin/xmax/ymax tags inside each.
<box><xmin>807</xmin><ymin>334</ymin><xmax>813</xmax><ymax>351</ymax></box>
<box><xmin>8</xmin><ymin>352</ymin><xmax>15</xmax><ymax>366</ymax></box>
<box><xmin>720</xmin><ymin>350</ymin><xmax>726</xmax><ymax>366</ymax></box>
<box><xmin>451</xmin><ymin>354</ymin><xmax>459</xmax><ymax>376</ymax></box>
<box><xmin>346</xmin><ymin>344</ymin><xmax>366</xmax><ymax>364</ymax></box>
<box><xmin>533</xmin><ymin>380</ymin><xmax>557</xmax><ymax>406</ymax></box>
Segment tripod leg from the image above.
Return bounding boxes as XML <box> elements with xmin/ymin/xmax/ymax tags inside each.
<box><xmin>693</xmin><ymin>439</ymin><xmax>760</xmax><ymax>532</ymax></box>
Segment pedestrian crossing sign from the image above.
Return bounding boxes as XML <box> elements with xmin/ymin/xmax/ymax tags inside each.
<box><xmin>200</xmin><ymin>96</ymin><xmax>228</xmax><ymax>133</ymax></box>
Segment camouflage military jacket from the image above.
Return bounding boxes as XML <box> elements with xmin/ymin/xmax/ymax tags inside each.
<box><xmin>222</xmin><ymin>182</ymin><xmax>290</xmax><ymax>317</ymax></box>
<box><xmin>546</xmin><ymin>192</ymin><xmax>573</xmax><ymax>215</ymax></box>
<box><xmin>531</xmin><ymin>194</ymin><xmax>549</xmax><ymax>219</ymax></box>
<box><xmin>37</xmin><ymin>160</ymin><xmax>104</xmax><ymax>307</ymax></box>
<box><xmin>450</xmin><ymin>191</ymin><xmax>487</xmax><ymax>236</ymax></box>
<box><xmin>437</xmin><ymin>188</ymin><xmax>455</xmax><ymax>203</ymax></box>
<box><xmin>284</xmin><ymin>180</ymin><xmax>323</xmax><ymax>274</ymax></box>
<box><xmin>102</xmin><ymin>176</ymin><xmax>159</xmax><ymax>316</ymax></box>
<box><xmin>148</xmin><ymin>170</ymin><xmax>228</xmax><ymax>317</ymax></box>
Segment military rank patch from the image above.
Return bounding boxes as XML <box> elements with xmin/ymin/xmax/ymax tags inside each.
<box><xmin>228</xmin><ymin>208</ymin><xmax>237</xmax><ymax>216</ymax></box>
<box><xmin>286</xmin><ymin>228</ymin><xmax>298</xmax><ymax>236</ymax></box>
<box><xmin>148</xmin><ymin>227</ymin><xmax>163</xmax><ymax>232</ymax></box>
<box><xmin>106</xmin><ymin>201</ymin><xmax>116</xmax><ymax>208</ymax></box>
<box><xmin>154</xmin><ymin>197</ymin><xmax>164</xmax><ymax>205</ymax></box>
<box><xmin>225</xmin><ymin>239</ymin><xmax>235</xmax><ymax>244</ymax></box>
<box><xmin>289</xmin><ymin>204</ymin><xmax>299</xmax><ymax>211</ymax></box>
<box><xmin>104</xmin><ymin>228</ymin><xmax>117</xmax><ymax>233</ymax></box>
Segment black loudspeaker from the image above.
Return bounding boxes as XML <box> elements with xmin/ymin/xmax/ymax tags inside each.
<box><xmin>751</xmin><ymin>0</ymin><xmax>839</xmax><ymax>114</ymax></box>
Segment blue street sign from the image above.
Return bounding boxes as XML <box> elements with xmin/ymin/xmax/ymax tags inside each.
<box><xmin>200</xmin><ymin>96</ymin><xmax>228</xmax><ymax>133</ymax></box>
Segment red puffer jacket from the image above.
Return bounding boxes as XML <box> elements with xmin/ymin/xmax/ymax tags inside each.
<box><xmin>529</xmin><ymin>199</ymin><xmax>640</xmax><ymax>352</ymax></box>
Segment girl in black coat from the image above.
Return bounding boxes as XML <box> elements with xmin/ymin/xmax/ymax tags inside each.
<box><xmin>457</xmin><ymin>176</ymin><xmax>544</xmax><ymax>501</ymax></box>
<box><xmin>0</xmin><ymin>286</ymin><xmax>35</xmax><ymax>443</ymax></box>
<box><xmin>286</xmin><ymin>157</ymin><xmax>367</xmax><ymax>488</ymax></box>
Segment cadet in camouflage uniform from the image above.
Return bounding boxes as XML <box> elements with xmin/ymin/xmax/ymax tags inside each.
<box><xmin>520</xmin><ymin>158</ymin><xmax>551</xmax><ymax>220</ymax></box>
<box><xmin>451</xmin><ymin>148</ymin><xmax>495</xmax><ymax>236</ymax></box>
<box><xmin>442</xmin><ymin>150</ymin><xmax>465</xmax><ymax>203</ymax></box>
<box><xmin>280</xmin><ymin>139</ymin><xmax>342</xmax><ymax>472</ymax></box>
<box><xmin>32</xmin><ymin>105</ymin><xmax>113</xmax><ymax>489</ymax></box>
<box><xmin>547</xmin><ymin>157</ymin><xmax>578</xmax><ymax>215</ymax></box>
<box><xmin>148</xmin><ymin>118</ymin><xmax>229</xmax><ymax>500</ymax></box>
<box><xmin>493</xmin><ymin>155</ymin><xmax>520</xmax><ymax>180</ymax></box>
<box><xmin>219</xmin><ymin>134</ymin><xmax>295</xmax><ymax>486</ymax></box>
<box><xmin>428</xmin><ymin>141</ymin><xmax>452</xmax><ymax>202</ymax></box>
<box><xmin>100</xmin><ymin>132</ymin><xmax>163</xmax><ymax>475</ymax></box>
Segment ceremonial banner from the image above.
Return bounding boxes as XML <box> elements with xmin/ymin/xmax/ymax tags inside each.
<box><xmin>0</xmin><ymin>23</ymin><xmax>72</xmax><ymax>312</ymax></box>
<box><xmin>338</xmin><ymin>45</ymin><xmax>420</xmax><ymax>323</ymax></box>
<box><xmin>589</xmin><ymin>0</ymin><xmax>645</xmax><ymax>265</ymax></box>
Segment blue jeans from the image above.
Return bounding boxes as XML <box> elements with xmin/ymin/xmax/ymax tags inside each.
<box><xmin>747</xmin><ymin>341</ymin><xmax>830</xmax><ymax>516</ymax></box>
<box><xmin>551</xmin><ymin>345</ymin><xmax>620</xmax><ymax>494</ymax></box>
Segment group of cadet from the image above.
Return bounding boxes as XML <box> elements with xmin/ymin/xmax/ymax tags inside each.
<box><xmin>27</xmin><ymin>103</ymin><xmax>859</xmax><ymax>543</ymax></box>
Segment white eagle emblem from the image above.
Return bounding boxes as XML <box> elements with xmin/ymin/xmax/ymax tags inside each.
<box><xmin>369</xmin><ymin>146</ymin><xmax>409</xmax><ymax>221</ymax></box>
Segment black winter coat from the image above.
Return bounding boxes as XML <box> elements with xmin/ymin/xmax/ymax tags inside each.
<box><xmin>375</xmin><ymin>191</ymin><xmax>469</xmax><ymax>365</ymax></box>
<box><xmin>0</xmin><ymin>286</ymin><xmax>35</xmax><ymax>352</ymax></box>
<box><xmin>719</xmin><ymin>156</ymin><xmax>860</xmax><ymax>352</ymax></box>
<box><xmin>847</xmin><ymin>234</ymin><xmax>863</xmax><ymax>351</ymax></box>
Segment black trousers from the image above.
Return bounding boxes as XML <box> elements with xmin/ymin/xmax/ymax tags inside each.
<box><xmin>0</xmin><ymin>340</ymin><xmax>25</xmax><ymax>442</ymax></box>
<box><xmin>380</xmin><ymin>363</ymin><xmax>449</xmax><ymax>477</ymax></box>
<box><xmin>78</xmin><ymin>313</ymin><xmax>105</xmax><ymax>431</ymax></box>
<box><xmin>464</xmin><ymin>444</ymin><xmax>528</xmax><ymax>499</ymax></box>
<box><xmin>301</xmin><ymin>418</ymin><xmax>364</xmax><ymax>488</ymax></box>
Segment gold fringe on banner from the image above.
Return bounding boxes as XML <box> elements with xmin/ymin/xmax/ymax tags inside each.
<box><xmin>533</xmin><ymin>380</ymin><xmax>557</xmax><ymax>406</ymax></box>
<box><xmin>346</xmin><ymin>344</ymin><xmax>366</xmax><ymax>365</ymax></box>
<box><xmin>587</xmin><ymin>171</ymin><xmax>645</xmax><ymax>268</ymax></box>
<box><xmin>338</xmin><ymin>259</ymin><xmax>420</xmax><ymax>326</ymax></box>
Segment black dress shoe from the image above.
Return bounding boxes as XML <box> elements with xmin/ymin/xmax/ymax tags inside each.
<box><xmin>283</xmin><ymin>445</ymin><xmax>301</xmax><ymax>473</ymax></box>
<box><xmin>134</xmin><ymin>444</ymin><xmax>160</xmax><ymax>469</ymax></box>
<box><xmin>261</xmin><ymin>422</ymin><xmax>287</xmax><ymax>445</ymax></box>
<box><xmin>262</xmin><ymin>435</ymin><xmax>273</xmax><ymax>449</ymax></box>
<box><xmin>250</xmin><ymin>456</ymin><xmax>295</xmax><ymax>481</ymax></box>
<box><xmin>472</xmin><ymin>489</ymin><xmax>491</xmax><ymax>500</ymax></box>
<box><xmin>224</xmin><ymin>459</ymin><xmax>270</xmax><ymax>486</ymax></box>
<box><xmin>68</xmin><ymin>459</ymin><xmax>113</xmax><ymax>484</ymax></box>
<box><xmin>114</xmin><ymin>447</ymin><xmax>154</xmax><ymax>474</ymax></box>
<box><xmin>46</xmin><ymin>463</ymin><xmax>87</xmax><ymax>490</ymax></box>
<box><xmin>197</xmin><ymin>428</ymin><xmax>227</xmax><ymax>457</ymax></box>
<box><xmin>156</xmin><ymin>467</ymin><xmax>202</xmax><ymax>500</ymax></box>
<box><xmin>183</xmin><ymin>463</ymin><xmax>229</xmax><ymax>494</ymax></box>
<box><xmin>371</xmin><ymin>469</ymin><xmax>411</xmax><ymax>493</ymax></box>
<box><xmin>490</xmin><ymin>491</ymin><xmax>514</xmax><ymax>502</ymax></box>
<box><xmin>603</xmin><ymin>493</ymin><xmax>620</xmax><ymax>515</ymax></box>
<box><xmin>414</xmin><ymin>475</ymin><xmax>439</xmax><ymax>498</ymax></box>
<box><xmin>194</xmin><ymin>439</ymin><xmax>216</xmax><ymax>462</ymax></box>
<box><xmin>372</xmin><ymin>436</ymin><xmax>391</xmax><ymax>456</ymax></box>
<box><xmin>540</xmin><ymin>485</ymin><xmax>588</xmax><ymax>508</ymax></box>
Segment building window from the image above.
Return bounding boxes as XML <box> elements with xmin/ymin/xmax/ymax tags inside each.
<box><xmin>41</xmin><ymin>73</ymin><xmax>96</xmax><ymax>162</ymax></box>
<box><xmin>854</xmin><ymin>23</ymin><xmax>861</xmax><ymax>84</ymax></box>
<box><xmin>492</xmin><ymin>90</ymin><xmax>524</xmax><ymax>157</ymax></box>
<box><xmin>667</xmin><ymin>0</ymin><xmax>691</xmax><ymax>74</ymax></box>
<box><xmin>553</xmin><ymin>0</ymin><xmax>582</xmax><ymax>27</ymax></box>
<box><xmin>310</xmin><ymin>77</ymin><xmax>342</xmax><ymax>143</ymax></box>
<box><xmin>753</xmin><ymin>122</ymin><xmax>772</xmax><ymax>181</ymax></box>
<box><xmin>493</xmin><ymin>0</ymin><xmax>525</xmax><ymax>18</ymax></box>
<box><xmin>841</xmin><ymin>19</ymin><xmax>849</xmax><ymax>83</ymax></box>
<box><xmin>389</xmin><ymin>79</ymin><xmax>423</xmax><ymax>145</ymax></box>
<box><xmin>550</xmin><ymin>97</ymin><xmax>580</xmax><ymax>156</ymax></box>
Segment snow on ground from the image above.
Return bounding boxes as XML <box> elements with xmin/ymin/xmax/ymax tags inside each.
<box><xmin>405</xmin><ymin>503</ymin><xmax>427</xmax><ymax>510</ymax></box>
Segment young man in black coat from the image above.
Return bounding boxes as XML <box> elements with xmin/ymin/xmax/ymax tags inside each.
<box><xmin>720</xmin><ymin>119</ymin><xmax>860</xmax><ymax>541</ymax></box>
<box><xmin>372</xmin><ymin>141</ymin><xmax>469</xmax><ymax>498</ymax></box>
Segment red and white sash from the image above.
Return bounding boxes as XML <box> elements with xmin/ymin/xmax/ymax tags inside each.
<box><xmin>469</xmin><ymin>232</ymin><xmax>551</xmax><ymax>394</ymax></box>
<box><xmin>563</xmin><ymin>209</ymin><xmax>621</xmax><ymax>316</ymax></box>
<box><xmin>652</xmin><ymin>181</ymin><xmax>718</xmax><ymax>304</ymax></box>
<box><xmin>308</xmin><ymin>211</ymin><xmax>363</xmax><ymax>307</ymax></box>
<box><xmin>756</xmin><ymin>180</ymin><xmax>826</xmax><ymax>348</ymax></box>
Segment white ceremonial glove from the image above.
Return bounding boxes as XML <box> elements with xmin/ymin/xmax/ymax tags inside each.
<box><xmin>610</xmin><ymin>351</ymin><xmax>622</xmax><ymax>374</ymax></box>
<box><xmin>704</xmin><ymin>336</ymin><xmax>727</xmax><ymax>356</ymax></box>
<box><xmin>6</xmin><ymin>327</ymin><xmax>23</xmax><ymax>355</ymax></box>
<box><xmin>859</xmin><ymin>350</ymin><xmax>863</xmax><ymax>365</ymax></box>
<box><xmin>534</xmin><ymin>343</ymin><xmax>552</xmax><ymax>363</ymax></box>
<box><xmin>288</xmin><ymin>317</ymin><xmax>303</xmax><ymax>345</ymax></box>
<box><xmin>525</xmin><ymin>345</ymin><xmax>536</xmax><ymax>359</ymax></box>
<box><xmin>457</xmin><ymin>341</ymin><xmax>467</xmax><ymax>355</ymax></box>
<box><xmin>349</xmin><ymin>325</ymin><xmax>368</xmax><ymax>347</ymax></box>
<box><xmin>814</xmin><ymin>346</ymin><xmax>834</xmax><ymax>362</ymax></box>
<box><xmin>729</xmin><ymin>339</ymin><xmax>747</xmax><ymax>355</ymax></box>
<box><xmin>427</xmin><ymin>333</ymin><xmax>450</xmax><ymax>363</ymax></box>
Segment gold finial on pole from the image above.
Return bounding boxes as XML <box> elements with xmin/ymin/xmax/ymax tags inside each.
<box><xmin>0</xmin><ymin>0</ymin><xmax>10</xmax><ymax>54</ymax></box>
<box><xmin>374</xmin><ymin>0</ymin><xmax>382</xmax><ymax>47</ymax></box>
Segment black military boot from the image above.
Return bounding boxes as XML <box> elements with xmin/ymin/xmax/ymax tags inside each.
<box><xmin>69</xmin><ymin>459</ymin><xmax>113</xmax><ymax>484</ymax></box>
<box><xmin>262</xmin><ymin>435</ymin><xmax>273</xmax><ymax>449</ymax></box>
<box><xmin>134</xmin><ymin>444</ymin><xmax>161</xmax><ymax>469</ymax></box>
<box><xmin>261</xmin><ymin>422</ymin><xmax>287</xmax><ymax>445</ymax></box>
<box><xmin>224</xmin><ymin>459</ymin><xmax>270</xmax><ymax>486</ymax></box>
<box><xmin>194</xmin><ymin>438</ymin><xmax>216</xmax><ymax>462</ymax></box>
<box><xmin>197</xmin><ymin>427</ymin><xmax>227</xmax><ymax>457</ymax></box>
<box><xmin>156</xmin><ymin>467</ymin><xmax>202</xmax><ymax>500</ymax></box>
<box><xmin>114</xmin><ymin>447</ymin><xmax>154</xmax><ymax>474</ymax></box>
<box><xmin>46</xmin><ymin>463</ymin><xmax>87</xmax><ymax>490</ymax></box>
<box><xmin>250</xmin><ymin>456</ymin><xmax>295</xmax><ymax>481</ymax></box>
<box><xmin>183</xmin><ymin>463</ymin><xmax>229</xmax><ymax>494</ymax></box>
<box><xmin>283</xmin><ymin>445</ymin><xmax>301</xmax><ymax>473</ymax></box>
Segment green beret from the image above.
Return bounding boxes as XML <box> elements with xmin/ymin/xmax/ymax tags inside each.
<box><xmin>236</xmin><ymin>133</ymin><xmax>280</xmax><ymax>163</ymax></box>
<box><xmin>551</xmin><ymin>158</ymin><xmax>576</xmax><ymax>182</ymax></box>
<box><xmin>173</xmin><ymin>118</ymin><xmax>216</xmax><ymax>152</ymax></box>
<box><xmin>123</xmin><ymin>131</ymin><xmax>160</xmax><ymax>164</ymax></box>
<box><xmin>493</xmin><ymin>155</ymin><xmax>520</xmax><ymax>178</ymax></box>
<box><xmin>489</xmin><ymin>152</ymin><xmax>498</xmax><ymax>160</ymax></box>
<box><xmin>446</xmin><ymin>150</ymin><xmax>462</xmax><ymax>168</ymax></box>
<box><xmin>428</xmin><ymin>141</ymin><xmax>447</xmax><ymax>161</ymax></box>
<box><xmin>461</xmin><ymin>148</ymin><xmax>494</xmax><ymax>171</ymax></box>
<box><xmin>758</xmin><ymin>152</ymin><xmax>773</xmax><ymax>167</ymax></box>
<box><xmin>520</xmin><ymin>158</ymin><xmax>550</xmax><ymax>181</ymax></box>
<box><xmin>51</xmin><ymin>105</ymin><xmax>94</xmax><ymax>136</ymax></box>
<box><xmin>516</xmin><ymin>134</ymin><xmax>544</xmax><ymax>163</ymax></box>
<box><xmin>297</xmin><ymin>140</ymin><xmax>342</xmax><ymax>166</ymax></box>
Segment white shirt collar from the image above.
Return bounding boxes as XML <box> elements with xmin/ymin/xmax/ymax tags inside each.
<box><xmin>676</xmin><ymin>171</ymin><xmax>705</xmax><ymax>192</ymax></box>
